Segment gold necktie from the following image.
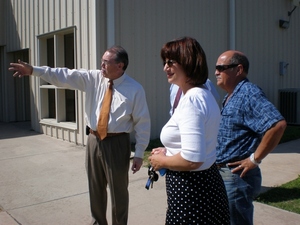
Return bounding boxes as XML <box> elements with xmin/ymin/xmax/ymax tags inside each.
<box><xmin>97</xmin><ymin>80</ymin><xmax>113</xmax><ymax>140</ymax></box>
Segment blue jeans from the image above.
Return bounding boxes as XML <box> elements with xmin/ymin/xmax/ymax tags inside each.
<box><xmin>219</xmin><ymin>166</ymin><xmax>262</xmax><ymax>225</ymax></box>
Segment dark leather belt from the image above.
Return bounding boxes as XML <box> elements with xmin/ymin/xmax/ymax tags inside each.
<box><xmin>89</xmin><ymin>129</ymin><xmax>126</xmax><ymax>139</ymax></box>
<box><xmin>106</xmin><ymin>132</ymin><xmax>127</xmax><ymax>137</ymax></box>
<box><xmin>216</xmin><ymin>163</ymin><xmax>240</xmax><ymax>170</ymax></box>
<box><xmin>216</xmin><ymin>163</ymin><xmax>227</xmax><ymax>169</ymax></box>
<box><xmin>216</xmin><ymin>157</ymin><xmax>248</xmax><ymax>169</ymax></box>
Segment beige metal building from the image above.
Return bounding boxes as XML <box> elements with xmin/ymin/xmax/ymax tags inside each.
<box><xmin>1</xmin><ymin>0</ymin><xmax>300</xmax><ymax>146</ymax></box>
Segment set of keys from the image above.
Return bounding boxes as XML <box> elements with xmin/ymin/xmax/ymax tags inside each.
<box><xmin>145</xmin><ymin>166</ymin><xmax>167</xmax><ymax>190</ymax></box>
<box><xmin>145</xmin><ymin>166</ymin><xmax>159</xmax><ymax>190</ymax></box>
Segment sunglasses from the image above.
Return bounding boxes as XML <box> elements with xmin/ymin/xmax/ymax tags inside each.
<box><xmin>215</xmin><ymin>64</ymin><xmax>239</xmax><ymax>72</ymax></box>
<box><xmin>163</xmin><ymin>60</ymin><xmax>176</xmax><ymax>67</ymax></box>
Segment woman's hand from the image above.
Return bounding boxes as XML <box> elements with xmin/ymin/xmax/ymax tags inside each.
<box><xmin>149</xmin><ymin>148</ymin><xmax>166</xmax><ymax>171</ymax></box>
<box><xmin>151</xmin><ymin>147</ymin><xmax>166</xmax><ymax>155</ymax></box>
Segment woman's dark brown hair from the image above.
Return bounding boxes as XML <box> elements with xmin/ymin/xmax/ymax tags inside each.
<box><xmin>160</xmin><ymin>37</ymin><xmax>208</xmax><ymax>86</ymax></box>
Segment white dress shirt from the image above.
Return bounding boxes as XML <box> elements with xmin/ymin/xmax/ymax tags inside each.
<box><xmin>161</xmin><ymin>87</ymin><xmax>220</xmax><ymax>171</ymax></box>
<box><xmin>169</xmin><ymin>79</ymin><xmax>220</xmax><ymax>116</ymax></box>
<box><xmin>32</xmin><ymin>66</ymin><xmax>151</xmax><ymax>158</ymax></box>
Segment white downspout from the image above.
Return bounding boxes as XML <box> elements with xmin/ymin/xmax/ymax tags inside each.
<box><xmin>229</xmin><ymin>0</ymin><xmax>236</xmax><ymax>50</ymax></box>
<box><xmin>107</xmin><ymin>0</ymin><xmax>115</xmax><ymax>47</ymax></box>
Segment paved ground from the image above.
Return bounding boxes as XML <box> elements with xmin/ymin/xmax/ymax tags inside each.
<box><xmin>0</xmin><ymin>122</ymin><xmax>300</xmax><ymax>225</ymax></box>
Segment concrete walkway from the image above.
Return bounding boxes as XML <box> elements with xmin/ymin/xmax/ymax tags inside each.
<box><xmin>0</xmin><ymin>122</ymin><xmax>300</xmax><ymax>225</ymax></box>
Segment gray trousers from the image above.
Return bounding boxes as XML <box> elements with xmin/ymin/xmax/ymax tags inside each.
<box><xmin>86</xmin><ymin>133</ymin><xmax>131</xmax><ymax>225</ymax></box>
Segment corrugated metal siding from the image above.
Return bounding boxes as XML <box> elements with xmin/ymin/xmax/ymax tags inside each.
<box><xmin>0</xmin><ymin>1</ymin><xmax>6</xmax><ymax>45</ymax></box>
<box><xmin>116</xmin><ymin>0</ymin><xmax>300</xmax><ymax>138</ymax></box>
<box><xmin>4</xmin><ymin>0</ymin><xmax>300</xmax><ymax>143</ymax></box>
<box><xmin>236</xmin><ymin>0</ymin><xmax>300</xmax><ymax>106</ymax></box>
<box><xmin>115</xmin><ymin>0</ymin><xmax>229</xmax><ymax>138</ymax></box>
<box><xmin>6</xmin><ymin>0</ymin><xmax>106</xmax><ymax>145</ymax></box>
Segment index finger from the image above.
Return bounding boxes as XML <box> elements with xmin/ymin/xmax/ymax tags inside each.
<box><xmin>8</xmin><ymin>63</ymin><xmax>18</xmax><ymax>71</ymax></box>
<box><xmin>227</xmin><ymin>161</ymin><xmax>240</xmax><ymax>167</ymax></box>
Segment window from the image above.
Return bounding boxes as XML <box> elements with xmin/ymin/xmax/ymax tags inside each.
<box><xmin>38</xmin><ymin>27</ymin><xmax>77</xmax><ymax>129</ymax></box>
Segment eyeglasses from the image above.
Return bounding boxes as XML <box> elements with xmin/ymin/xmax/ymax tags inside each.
<box><xmin>215</xmin><ymin>64</ymin><xmax>239</xmax><ymax>72</ymax></box>
<box><xmin>163</xmin><ymin>60</ymin><xmax>176</xmax><ymax>67</ymax></box>
<box><xmin>101</xmin><ymin>59</ymin><xmax>117</xmax><ymax>66</ymax></box>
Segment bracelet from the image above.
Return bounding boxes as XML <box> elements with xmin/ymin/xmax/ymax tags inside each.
<box><xmin>250</xmin><ymin>153</ymin><xmax>261</xmax><ymax>165</ymax></box>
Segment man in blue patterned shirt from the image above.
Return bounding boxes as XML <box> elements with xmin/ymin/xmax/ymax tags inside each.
<box><xmin>215</xmin><ymin>50</ymin><xmax>287</xmax><ymax>225</ymax></box>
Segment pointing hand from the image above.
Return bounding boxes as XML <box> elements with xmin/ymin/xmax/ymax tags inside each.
<box><xmin>9</xmin><ymin>60</ymin><xmax>33</xmax><ymax>78</ymax></box>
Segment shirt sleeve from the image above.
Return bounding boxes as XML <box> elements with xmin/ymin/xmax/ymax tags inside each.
<box><xmin>176</xmin><ymin>96</ymin><xmax>206</xmax><ymax>162</ymax></box>
<box><xmin>245</xmin><ymin>88</ymin><xmax>284</xmax><ymax>134</ymax></box>
<box><xmin>32</xmin><ymin>66</ymin><xmax>97</xmax><ymax>91</ymax></box>
<box><xmin>132</xmin><ymin>86</ymin><xmax>151</xmax><ymax>158</ymax></box>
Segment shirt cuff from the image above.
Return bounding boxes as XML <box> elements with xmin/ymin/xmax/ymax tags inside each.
<box><xmin>32</xmin><ymin>66</ymin><xmax>46</xmax><ymax>77</ymax></box>
<box><xmin>133</xmin><ymin>149</ymin><xmax>145</xmax><ymax>159</ymax></box>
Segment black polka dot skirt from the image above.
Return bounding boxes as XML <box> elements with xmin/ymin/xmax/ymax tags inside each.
<box><xmin>165</xmin><ymin>163</ymin><xmax>230</xmax><ymax>225</ymax></box>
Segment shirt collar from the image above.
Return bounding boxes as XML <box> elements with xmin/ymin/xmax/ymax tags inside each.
<box><xmin>222</xmin><ymin>78</ymin><xmax>249</xmax><ymax>105</ymax></box>
<box><xmin>111</xmin><ymin>73</ymin><xmax>127</xmax><ymax>87</ymax></box>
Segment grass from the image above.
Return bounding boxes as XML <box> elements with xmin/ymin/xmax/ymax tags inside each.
<box><xmin>278</xmin><ymin>125</ymin><xmax>300</xmax><ymax>144</ymax></box>
<box><xmin>141</xmin><ymin>125</ymin><xmax>300</xmax><ymax>213</ymax></box>
<box><xmin>256</xmin><ymin>175</ymin><xmax>300</xmax><ymax>214</ymax></box>
<box><xmin>136</xmin><ymin>138</ymin><xmax>162</xmax><ymax>166</ymax></box>
<box><xmin>255</xmin><ymin>125</ymin><xmax>300</xmax><ymax>214</ymax></box>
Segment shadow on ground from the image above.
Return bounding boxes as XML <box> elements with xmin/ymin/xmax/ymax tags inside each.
<box><xmin>0</xmin><ymin>122</ymin><xmax>39</xmax><ymax>140</ymax></box>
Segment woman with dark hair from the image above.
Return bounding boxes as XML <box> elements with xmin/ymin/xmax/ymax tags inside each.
<box><xmin>149</xmin><ymin>37</ymin><xmax>229</xmax><ymax>224</ymax></box>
